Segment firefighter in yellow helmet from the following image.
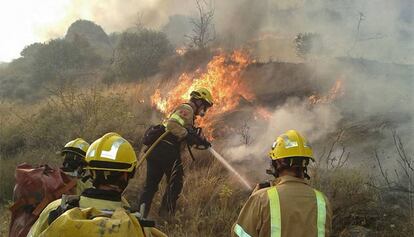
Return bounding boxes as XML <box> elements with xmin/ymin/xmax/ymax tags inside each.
<box><xmin>139</xmin><ymin>87</ymin><xmax>213</xmax><ymax>217</ymax></box>
<box><xmin>232</xmin><ymin>130</ymin><xmax>332</xmax><ymax>237</ymax></box>
<box><xmin>28</xmin><ymin>133</ymin><xmax>166</xmax><ymax>237</ymax></box>
<box><xmin>60</xmin><ymin>138</ymin><xmax>92</xmax><ymax>195</ymax></box>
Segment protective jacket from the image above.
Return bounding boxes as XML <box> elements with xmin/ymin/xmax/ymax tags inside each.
<box><xmin>232</xmin><ymin>175</ymin><xmax>332</xmax><ymax>237</ymax></box>
<box><xmin>165</xmin><ymin>102</ymin><xmax>195</xmax><ymax>141</ymax></box>
<box><xmin>27</xmin><ymin>188</ymin><xmax>131</xmax><ymax>237</ymax></box>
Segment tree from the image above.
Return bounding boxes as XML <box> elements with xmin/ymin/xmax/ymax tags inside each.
<box><xmin>186</xmin><ymin>0</ymin><xmax>215</xmax><ymax>49</ymax></box>
<box><xmin>31</xmin><ymin>39</ymin><xmax>101</xmax><ymax>86</ymax></box>
<box><xmin>113</xmin><ymin>29</ymin><xmax>173</xmax><ymax>81</ymax></box>
<box><xmin>20</xmin><ymin>43</ymin><xmax>43</xmax><ymax>58</ymax></box>
<box><xmin>0</xmin><ymin>38</ymin><xmax>102</xmax><ymax>100</ymax></box>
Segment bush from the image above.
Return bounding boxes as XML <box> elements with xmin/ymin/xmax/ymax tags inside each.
<box><xmin>113</xmin><ymin>30</ymin><xmax>174</xmax><ymax>81</ymax></box>
<box><xmin>0</xmin><ymin>84</ymin><xmax>156</xmax><ymax>203</ymax></box>
<box><xmin>0</xmin><ymin>39</ymin><xmax>103</xmax><ymax>100</ymax></box>
<box><xmin>294</xmin><ymin>32</ymin><xmax>323</xmax><ymax>59</ymax></box>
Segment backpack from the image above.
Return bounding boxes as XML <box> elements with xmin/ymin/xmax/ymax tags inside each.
<box><xmin>43</xmin><ymin>195</ymin><xmax>166</xmax><ymax>237</ymax></box>
<box><xmin>8</xmin><ymin>163</ymin><xmax>77</xmax><ymax>237</ymax></box>
<box><xmin>142</xmin><ymin>124</ymin><xmax>166</xmax><ymax>146</ymax></box>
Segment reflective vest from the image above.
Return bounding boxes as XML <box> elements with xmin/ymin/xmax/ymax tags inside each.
<box><xmin>266</xmin><ymin>187</ymin><xmax>327</xmax><ymax>237</ymax></box>
<box><xmin>233</xmin><ymin>183</ymin><xmax>331</xmax><ymax>237</ymax></box>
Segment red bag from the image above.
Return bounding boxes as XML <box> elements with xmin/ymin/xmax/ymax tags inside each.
<box><xmin>8</xmin><ymin>163</ymin><xmax>77</xmax><ymax>237</ymax></box>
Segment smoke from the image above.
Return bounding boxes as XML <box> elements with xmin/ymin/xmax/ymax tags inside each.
<box><xmin>37</xmin><ymin>0</ymin><xmax>194</xmax><ymax>40</ymax></box>
<box><xmin>33</xmin><ymin>0</ymin><xmax>413</xmax><ymax>64</ymax></box>
<box><xmin>212</xmin><ymin>0</ymin><xmax>414</xmax><ymax>63</ymax></box>
<box><xmin>225</xmin><ymin>98</ymin><xmax>342</xmax><ymax>161</ymax></box>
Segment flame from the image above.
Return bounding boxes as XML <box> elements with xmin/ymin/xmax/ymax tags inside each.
<box><xmin>151</xmin><ymin>50</ymin><xmax>257</xmax><ymax>139</ymax></box>
<box><xmin>308</xmin><ymin>80</ymin><xmax>345</xmax><ymax>104</ymax></box>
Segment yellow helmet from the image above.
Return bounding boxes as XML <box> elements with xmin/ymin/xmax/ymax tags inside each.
<box><xmin>190</xmin><ymin>87</ymin><xmax>213</xmax><ymax>107</ymax></box>
<box><xmin>269</xmin><ymin>130</ymin><xmax>314</xmax><ymax>161</ymax></box>
<box><xmin>62</xmin><ymin>138</ymin><xmax>90</xmax><ymax>157</ymax></box>
<box><xmin>84</xmin><ymin>133</ymin><xmax>137</xmax><ymax>172</ymax></box>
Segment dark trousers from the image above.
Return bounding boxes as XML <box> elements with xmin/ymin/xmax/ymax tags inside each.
<box><xmin>138</xmin><ymin>141</ymin><xmax>183</xmax><ymax>217</ymax></box>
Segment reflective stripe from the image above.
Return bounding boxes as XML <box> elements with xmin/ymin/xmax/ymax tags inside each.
<box><xmin>267</xmin><ymin>187</ymin><xmax>281</xmax><ymax>237</ymax></box>
<box><xmin>234</xmin><ymin>224</ymin><xmax>252</xmax><ymax>237</ymax></box>
<box><xmin>170</xmin><ymin>113</ymin><xmax>185</xmax><ymax>126</ymax></box>
<box><xmin>314</xmin><ymin>189</ymin><xmax>327</xmax><ymax>237</ymax></box>
<box><xmin>181</xmin><ymin>103</ymin><xmax>194</xmax><ymax>111</ymax></box>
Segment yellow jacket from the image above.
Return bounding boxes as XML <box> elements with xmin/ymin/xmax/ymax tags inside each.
<box><xmin>165</xmin><ymin>103</ymin><xmax>195</xmax><ymax>140</ymax></box>
<box><xmin>27</xmin><ymin>194</ymin><xmax>130</xmax><ymax>237</ymax></box>
<box><xmin>27</xmin><ymin>189</ymin><xmax>166</xmax><ymax>237</ymax></box>
<box><xmin>232</xmin><ymin>176</ymin><xmax>332</xmax><ymax>237</ymax></box>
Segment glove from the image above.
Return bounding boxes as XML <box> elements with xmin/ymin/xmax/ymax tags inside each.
<box><xmin>201</xmin><ymin>139</ymin><xmax>211</xmax><ymax>148</ymax></box>
<box><xmin>186</xmin><ymin>127</ymin><xmax>211</xmax><ymax>149</ymax></box>
<box><xmin>186</xmin><ymin>128</ymin><xmax>204</xmax><ymax>146</ymax></box>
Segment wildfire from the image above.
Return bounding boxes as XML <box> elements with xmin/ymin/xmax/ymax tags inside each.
<box><xmin>308</xmin><ymin>80</ymin><xmax>345</xmax><ymax>104</ymax></box>
<box><xmin>151</xmin><ymin>50</ymin><xmax>258</xmax><ymax>139</ymax></box>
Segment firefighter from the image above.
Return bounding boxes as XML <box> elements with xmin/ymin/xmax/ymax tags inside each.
<box><xmin>139</xmin><ymin>87</ymin><xmax>213</xmax><ymax>217</ymax></box>
<box><xmin>28</xmin><ymin>132</ymin><xmax>166</xmax><ymax>237</ymax></box>
<box><xmin>232</xmin><ymin>130</ymin><xmax>332</xmax><ymax>237</ymax></box>
<box><xmin>60</xmin><ymin>138</ymin><xmax>92</xmax><ymax>195</ymax></box>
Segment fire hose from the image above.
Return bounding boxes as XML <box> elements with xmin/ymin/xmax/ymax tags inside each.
<box><xmin>137</xmin><ymin>131</ymin><xmax>252</xmax><ymax>191</ymax></box>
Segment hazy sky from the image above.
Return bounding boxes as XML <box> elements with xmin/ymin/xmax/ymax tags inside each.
<box><xmin>0</xmin><ymin>0</ymin><xmax>71</xmax><ymax>62</ymax></box>
<box><xmin>1</xmin><ymin>0</ymin><xmax>412</xmax><ymax>63</ymax></box>
<box><xmin>0</xmin><ymin>0</ymin><xmax>195</xmax><ymax>62</ymax></box>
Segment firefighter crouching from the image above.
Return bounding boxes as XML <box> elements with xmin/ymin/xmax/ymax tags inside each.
<box><xmin>139</xmin><ymin>87</ymin><xmax>213</xmax><ymax>217</ymax></box>
<box><xmin>28</xmin><ymin>132</ymin><xmax>167</xmax><ymax>237</ymax></box>
<box><xmin>232</xmin><ymin>130</ymin><xmax>332</xmax><ymax>237</ymax></box>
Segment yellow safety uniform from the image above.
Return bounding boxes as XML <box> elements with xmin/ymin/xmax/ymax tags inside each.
<box><xmin>39</xmin><ymin>207</ymin><xmax>145</xmax><ymax>237</ymax></box>
<box><xmin>27</xmin><ymin>193</ymin><xmax>131</xmax><ymax>237</ymax></box>
<box><xmin>165</xmin><ymin>102</ymin><xmax>195</xmax><ymax>140</ymax></box>
<box><xmin>232</xmin><ymin>176</ymin><xmax>332</xmax><ymax>237</ymax></box>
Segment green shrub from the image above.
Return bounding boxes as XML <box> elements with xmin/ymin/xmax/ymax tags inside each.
<box><xmin>113</xmin><ymin>29</ymin><xmax>173</xmax><ymax>81</ymax></box>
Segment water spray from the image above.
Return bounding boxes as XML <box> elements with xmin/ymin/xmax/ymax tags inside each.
<box><xmin>208</xmin><ymin>147</ymin><xmax>252</xmax><ymax>190</ymax></box>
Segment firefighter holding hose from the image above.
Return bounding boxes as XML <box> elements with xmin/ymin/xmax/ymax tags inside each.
<box><xmin>232</xmin><ymin>130</ymin><xmax>332</xmax><ymax>237</ymax></box>
<box><xmin>139</xmin><ymin>88</ymin><xmax>213</xmax><ymax>217</ymax></box>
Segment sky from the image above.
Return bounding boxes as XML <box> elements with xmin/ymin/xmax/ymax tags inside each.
<box><xmin>0</xmin><ymin>0</ymin><xmax>71</xmax><ymax>62</ymax></box>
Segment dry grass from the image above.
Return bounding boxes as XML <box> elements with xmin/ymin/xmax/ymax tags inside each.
<box><xmin>124</xmin><ymin>151</ymin><xmax>249</xmax><ymax>237</ymax></box>
<box><xmin>0</xmin><ymin>204</ymin><xmax>11</xmax><ymax>236</ymax></box>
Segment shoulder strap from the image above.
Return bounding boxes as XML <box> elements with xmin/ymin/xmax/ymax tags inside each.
<box><xmin>48</xmin><ymin>194</ymin><xmax>80</xmax><ymax>224</ymax></box>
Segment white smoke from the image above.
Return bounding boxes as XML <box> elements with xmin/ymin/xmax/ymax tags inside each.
<box><xmin>225</xmin><ymin>98</ymin><xmax>342</xmax><ymax>162</ymax></box>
